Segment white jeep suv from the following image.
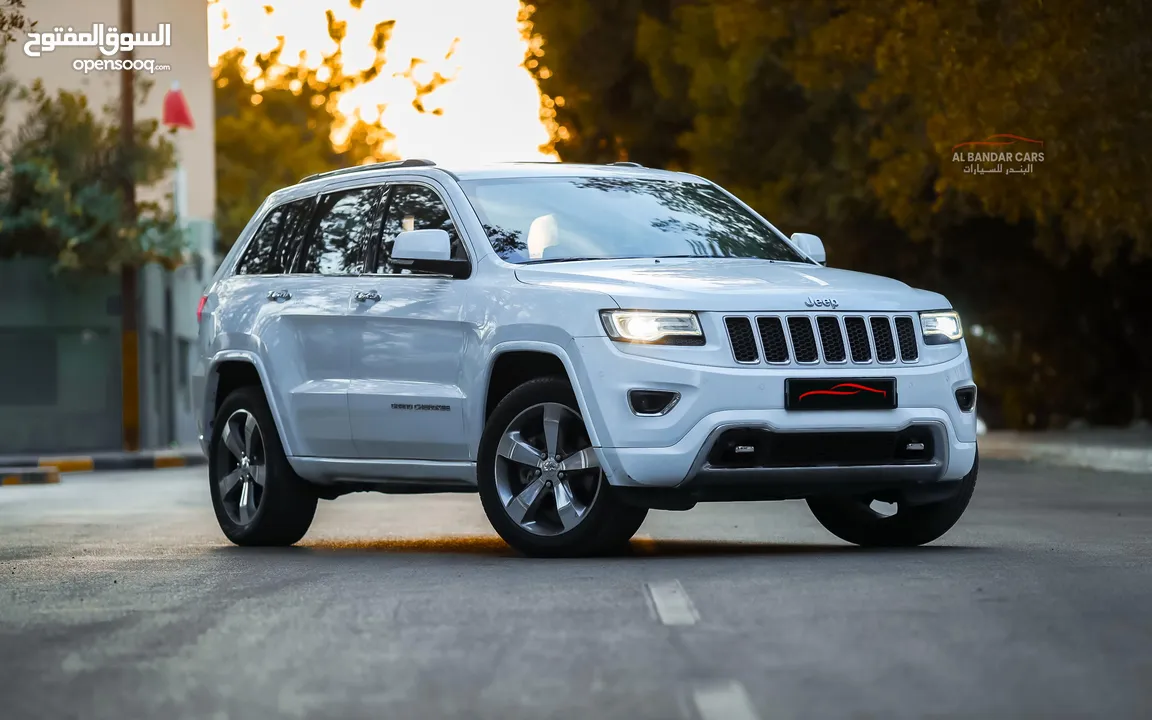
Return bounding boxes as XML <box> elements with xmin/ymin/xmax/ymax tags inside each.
<box><xmin>194</xmin><ymin>159</ymin><xmax>979</xmax><ymax>557</ymax></box>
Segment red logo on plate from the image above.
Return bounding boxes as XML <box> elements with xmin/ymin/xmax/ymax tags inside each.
<box><xmin>797</xmin><ymin>383</ymin><xmax>888</xmax><ymax>402</ymax></box>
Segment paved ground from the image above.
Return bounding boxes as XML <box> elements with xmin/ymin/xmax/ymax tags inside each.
<box><xmin>2</xmin><ymin>461</ymin><xmax>1150</xmax><ymax>720</ymax></box>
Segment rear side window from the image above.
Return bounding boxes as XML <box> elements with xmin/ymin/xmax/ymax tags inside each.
<box><xmin>295</xmin><ymin>186</ymin><xmax>383</xmax><ymax>275</ymax></box>
<box><xmin>235</xmin><ymin>198</ymin><xmax>314</xmax><ymax>275</ymax></box>
<box><xmin>373</xmin><ymin>184</ymin><xmax>466</xmax><ymax>274</ymax></box>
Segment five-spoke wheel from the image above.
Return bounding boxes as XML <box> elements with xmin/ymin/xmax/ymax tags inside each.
<box><xmin>478</xmin><ymin>377</ymin><xmax>647</xmax><ymax>557</ymax></box>
<box><xmin>217</xmin><ymin>409</ymin><xmax>266</xmax><ymax>525</ymax></box>
<box><xmin>209</xmin><ymin>386</ymin><xmax>317</xmax><ymax>546</ymax></box>
<box><xmin>494</xmin><ymin>402</ymin><xmax>603</xmax><ymax>537</ymax></box>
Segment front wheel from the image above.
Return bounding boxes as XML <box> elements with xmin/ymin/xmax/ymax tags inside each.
<box><xmin>807</xmin><ymin>452</ymin><xmax>979</xmax><ymax>547</ymax></box>
<box><xmin>477</xmin><ymin>377</ymin><xmax>647</xmax><ymax>558</ymax></box>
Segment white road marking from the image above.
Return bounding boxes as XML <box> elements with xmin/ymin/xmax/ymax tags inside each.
<box><xmin>692</xmin><ymin>680</ymin><xmax>761</xmax><ymax>720</ymax></box>
<box><xmin>645</xmin><ymin>580</ymin><xmax>698</xmax><ymax>626</ymax></box>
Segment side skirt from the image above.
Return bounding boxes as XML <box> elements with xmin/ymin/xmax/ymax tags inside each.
<box><xmin>288</xmin><ymin>456</ymin><xmax>478</xmax><ymax>498</ymax></box>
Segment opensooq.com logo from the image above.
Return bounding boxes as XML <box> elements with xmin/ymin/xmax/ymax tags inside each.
<box><xmin>22</xmin><ymin>23</ymin><xmax>174</xmax><ymax>75</ymax></box>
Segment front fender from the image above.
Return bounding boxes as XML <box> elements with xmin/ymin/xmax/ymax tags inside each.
<box><xmin>471</xmin><ymin>340</ymin><xmax>604</xmax><ymax>457</ymax></box>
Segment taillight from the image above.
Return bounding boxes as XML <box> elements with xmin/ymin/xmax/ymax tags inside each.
<box><xmin>196</xmin><ymin>296</ymin><xmax>208</xmax><ymax>323</ymax></box>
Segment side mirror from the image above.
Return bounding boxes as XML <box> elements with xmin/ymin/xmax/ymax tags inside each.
<box><xmin>791</xmin><ymin>232</ymin><xmax>826</xmax><ymax>265</ymax></box>
<box><xmin>390</xmin><ymin>229</ymin><xmax>470</xmax><ymax>278</ymax></box>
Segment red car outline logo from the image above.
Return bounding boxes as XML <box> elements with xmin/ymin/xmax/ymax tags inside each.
<box><xmin>798</xmin><ymin>383</ymin><xmax>888</xmax><ymax>402</ymax></box>
<box><xmin>951</xmin><ymin>133</ymin><xmax>1044</xmax><ymax>153</ymax></box>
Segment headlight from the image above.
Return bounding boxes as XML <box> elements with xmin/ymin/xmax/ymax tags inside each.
<box><xmin>920</xmin><ymin>310</ymin><xmax>963</xmax><ymax>344</ymax></box>
<box><xmin>600</xmin><ymin>310</ymin><xmax>705</xmax><ymax>345</ymax></box>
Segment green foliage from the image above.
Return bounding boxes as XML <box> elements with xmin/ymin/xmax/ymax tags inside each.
<box><xmin>0</xmin><ymin>0</ymin><xmax>34</xmax><ymax>44</ymax></box>
<box><xmin>0</xmin><ymin>61</ymin><xmax>182</xmax><ymax>274</ymax></box>
<box><xmin>214</xmin><ymin>10</ymin><xmax>398</xmax><ymax>251</ymax></box>
<box><xmin>790</xmin><ymin>0</ymin><xmax>1152</xmax><ymax>268</ymax></box>
<box><xmin>521</xmin><ymin>0</ymin><xmax>692</xmax><ymax>166</ymax></box>
<box><xmin>522</xmin><ymin>0</ymin><xmax>1152</xmax><ymax>428</ymax></box>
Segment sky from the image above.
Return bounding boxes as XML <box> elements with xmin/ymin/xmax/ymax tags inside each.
<box><xmin>207</xmin><ymin>0</ymin><xmax>556</xmax><ymax>165</ymax></box>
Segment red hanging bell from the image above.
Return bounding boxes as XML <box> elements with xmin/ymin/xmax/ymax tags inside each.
<box><xmin>162</xmin><ymin>82</ymin><xmax>194</xmax><ymax>130</ymax></box>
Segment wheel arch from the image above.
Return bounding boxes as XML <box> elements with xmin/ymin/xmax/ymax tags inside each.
<box><xmin>204</xmin><ymin>351</ymin><xmax>296</xmax><ymax>457</ymax></box>
<box><xmin>478</xmin><ymin>341</ymin><xmax>604</xmax><ymax>449</ymax></box>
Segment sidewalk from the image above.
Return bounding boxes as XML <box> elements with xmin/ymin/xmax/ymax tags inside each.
<box><xmin>0</xmin><ymin>446</ymin><xmax>207</xmax><ymax>478</ymax></box>
<box><xmin>980</xmin><ymin>429</ymin><xmax>1152</xmax><ymax>475</ymax></box>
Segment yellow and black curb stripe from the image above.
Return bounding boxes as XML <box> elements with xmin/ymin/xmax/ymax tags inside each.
<box><xmin>0</xmin><ymin>450</ymin><xmax>207</xmax><ymax>477</ymax></box>
<box><xmin>1</xmin><ymin>466</ymin><xmax>61</xmax><ymax>486</ymax></box>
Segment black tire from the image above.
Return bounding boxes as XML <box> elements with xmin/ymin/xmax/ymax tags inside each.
<box><xmin>209</xmin><ymin>385</ymin><xmax>317</xmax><ymax>546</ymax></box>
<box><xmin>807</xmin><ymin>451</ymin><xmax>979</xmax><ymax>547</ymax></box>
<box><xmin>478</xmin><ymin>376</ymin><xmax>648</xmax><ymax>558</ymax></box>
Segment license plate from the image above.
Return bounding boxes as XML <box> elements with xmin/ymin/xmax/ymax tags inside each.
<box><xmin>785</xmin><ymin>377</ymin><xmax>897</xmax><ymax>411</ymax></box>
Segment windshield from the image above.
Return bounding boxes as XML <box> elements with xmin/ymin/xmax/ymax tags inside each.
<box><xmin>458</xmin><ymin>175</ymin><xmax>811</xmax><ymax>265</ymax></box>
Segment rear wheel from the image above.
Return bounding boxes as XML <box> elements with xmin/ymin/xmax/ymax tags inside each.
<box><xmin>209</xmin><ymin>386</ymin><xmax>317</xmax><ymax>546</ymax></box>
<box><xmin>478</xmin><ymin>377</ymin><xmax>647</xmax><ymax>558</ymax></box>
<box><xmin>807</xmin><ymin>452</ymin><xmax>979</xmax><ymax>547</ymax></box>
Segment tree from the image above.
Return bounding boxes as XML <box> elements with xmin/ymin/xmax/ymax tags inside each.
<box><xmin>0</xmin><ymin>56</ymin><xmax>182</xmax><ymax>274</ymax></box>
<box><xmin>0</xmin><ymin>0</ymin><xmax>33</xmax><ymax>44</ymax></box>
<box><xmin>519</xmin><ymin>0</ymin><xmax>693</xmax><ymax>166</ymax></box>
<box><xmin>790</xmin><ymin>0</ymin><xmax>1152</xmax><ymax>268</ymax></box>
<box><xmin>522</xmin><ymin>0</ymin><xmax>1152</xmax><ymax>427</ymax></box>
<box><xmin>214</xmin><ymin>10</ymin><xmax>397</xmax><ymax>251</ymax></box>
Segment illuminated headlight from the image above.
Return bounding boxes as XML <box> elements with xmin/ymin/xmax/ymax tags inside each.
<box><xmin>920</xmin><ymin>310</ymin><xmax>963</xmax><ymax>345</ymax></box>
<box><xmin>600</xmin><ymin>310</ymin><xmax>705</xmax><ymax>345</ymax></box>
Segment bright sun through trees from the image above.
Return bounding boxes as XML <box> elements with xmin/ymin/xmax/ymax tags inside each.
<box><xmin>207</xmin><ymin>0</ymin><xmax>556</xmax><ymax>165</ymax></box>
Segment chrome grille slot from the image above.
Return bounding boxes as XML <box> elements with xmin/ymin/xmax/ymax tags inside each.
<box><xmin>844</xmin><ymin>316</ymin><xmax>872</xmax><ymax>362</ymax></box>
<box><xmin>756</xmin><ymin>317</ymin><xmax>789</xmax><ymax>363</ymax></box>
<box><xmin>816</xmin><ymin>316</ymin><xmax>846</xmax><ymax>363</ymax></box>
<box><xmin>787</xmin><ymin>317</ymin><xmax>819</xmax><ymax>363</ymax></box>
<box><xmin>871</xmin><ymin>317</ymin><xmax>897</xmax><ymax>363</ymax></box>
<box><xmin>725</xmin><ymin>316</ymin><xmax>759</xmax><ymax>363</ymax></box>
<box><xmin>895</xmin><ymin>316</ymin><xmax>918</xmax><ymax>362</ymax></box>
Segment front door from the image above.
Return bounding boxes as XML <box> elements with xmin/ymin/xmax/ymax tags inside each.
<box><xmin>347</xmin><ymin>181</ymin><xmax>472</xmax><ymax>461</ymax></box>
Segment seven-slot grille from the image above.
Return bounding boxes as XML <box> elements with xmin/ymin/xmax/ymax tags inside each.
<box><xmin>723</xmin><ymin>314</ymin><xmax>919</xmax><ymax>366</ymax></box>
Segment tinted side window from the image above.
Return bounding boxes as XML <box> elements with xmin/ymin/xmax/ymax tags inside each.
<box><xmin>235</xmin><ymin>199</ymin><xmax>312</xmax><ymax>275</ymax></box>
<box><xmin>374</xmin><ymin>184</ymin><xmax>465</xmax><ymax>274</ymax></box>
<box><xmin>295</xmin><ymin>186</ymin><xmax>382</xmax><ymax>275</ymax></box>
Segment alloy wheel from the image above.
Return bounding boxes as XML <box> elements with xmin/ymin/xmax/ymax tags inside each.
<box><xmin>493</xmin><ymin>402</ymin><xmax>603</xmax><ymax>536</ymax></box>
<box><xmin>217</xmin><ymin>409</ymin><xmax>266</xmax><ymax>525</ymax></box>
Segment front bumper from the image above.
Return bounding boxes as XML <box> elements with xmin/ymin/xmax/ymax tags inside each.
<box><xmin>568</xmin><ymin>336</ymin><xmax>978</xmax><ymax>490</ymax></box>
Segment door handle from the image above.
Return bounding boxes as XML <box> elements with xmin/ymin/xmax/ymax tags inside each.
<box><xmin>355</xmin><ymin>290</ymin><xmax>381</xmax><ymax>303</ymax></box>
<box><xmin>267</xmin><ymin>289</ymin><xmax>291</xmax><ymax>301</ymax></box>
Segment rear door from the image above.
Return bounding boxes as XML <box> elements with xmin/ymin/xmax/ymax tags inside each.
<box><xmin>218</xmin><ymin>196</ymin><xmax>356</xmax><ymax>459</ymax></box>
<box><xmin>346</xmin><ymin>180</ymin><xmax>472</xmax><ymax>461</ymax></box>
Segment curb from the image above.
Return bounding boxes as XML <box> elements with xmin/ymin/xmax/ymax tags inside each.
<box><xmin>0</xmin><ymin>466</ymin><xmax>61</xmax><ymax>486</ymax></box>
<box><xmin>0</xmin><ymin>449</ymin><xmax>207</xmax><ymax>474</ymax></box>
<box><xmin>980</xmin><ymin>436</ymin><xmax>1152</xmax><ymax>475</ymax></box>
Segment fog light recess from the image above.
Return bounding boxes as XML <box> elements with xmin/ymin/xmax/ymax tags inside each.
<box><xmin>628</xmin><ymin>390</ymin><xmax>681</xmax><ymax>416</ymax></box>
<box><xmin>955</xmin><ymin>386</ymin><xmax>977</xmax><ymax>413</ymax></box>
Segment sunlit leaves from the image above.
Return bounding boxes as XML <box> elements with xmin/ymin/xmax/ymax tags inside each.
<box><xmin>213</xmin><ymin>26</ymin><xmax>396</xmax><ymax>250</ymax></box>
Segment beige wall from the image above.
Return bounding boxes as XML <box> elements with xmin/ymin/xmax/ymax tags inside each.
<box><xmin>5</xmin><ymin>0</ymin><xmax>215</xmax><ymax>223</ymax></box>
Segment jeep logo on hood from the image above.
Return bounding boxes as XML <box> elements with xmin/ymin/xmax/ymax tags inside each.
<box><xmin>805</xmin><ymin>296</ymin><xmax>839</xmax><ymax>309</ymax></box>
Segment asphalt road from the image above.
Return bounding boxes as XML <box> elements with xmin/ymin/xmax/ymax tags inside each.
<box><xmin>2</xmin><ymin>460</ymin><xmax>1150</xmax><ymax>720</ymax></box>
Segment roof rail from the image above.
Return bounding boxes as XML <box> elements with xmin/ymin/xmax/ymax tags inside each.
<box><xmin>608</xmin><ymin>161</ymin><xmax>644</xmax><ymax>168</ymax></box>
<box><xmin>300</xmin><ymin>158</ymin><xmax>437</xmax><ymax>184</ymax></box>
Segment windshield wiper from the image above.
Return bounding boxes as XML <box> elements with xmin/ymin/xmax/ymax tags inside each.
<box><xmin>518</xmin><ymin>256</ymin><xmax>649</xmax><ymax>265</ymax></box>
<box><xmin>651</xmin><ymin>255</ymin><xmax>780</xmax><ymax>262</ymax></box>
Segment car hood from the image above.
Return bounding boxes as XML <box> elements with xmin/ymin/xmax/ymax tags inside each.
<box><xmin>513</xmin><ymin>257</ymin><xmax>949</xmax><ymax>312</ymax></box>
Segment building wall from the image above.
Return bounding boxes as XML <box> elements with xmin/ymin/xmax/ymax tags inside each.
<box><xmin>0</xmin><ymin>0</ymin><xmax>215</xmax><ymax>454</ymax></box>
<box><xmin>0</xmin><ymin>259</ymin><xmax>123</xmax><ymax>454</ymax></box>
